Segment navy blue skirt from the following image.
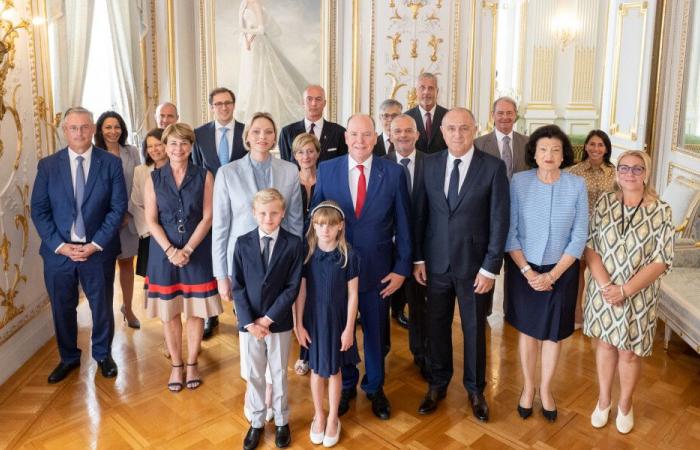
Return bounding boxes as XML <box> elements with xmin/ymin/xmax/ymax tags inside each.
<box><xmin>504</xmin><ymin>257</ymin><xmax>580</xmax><ymax>342</ymax></box>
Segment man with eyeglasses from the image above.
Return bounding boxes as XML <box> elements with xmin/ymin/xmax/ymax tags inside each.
<box><xmin>372</xmin><ymin>99</ymin><xmax>403</xmax><ymax>157</ymax></box>
<box><xmin>278</xmin><ymin>85</ymin><xmax>347</xmax><ymax>163</ymax></box>
<box><xmin>31</xmin><ymin>107</ymin><xmax>128</xmax><ymax>384</ymax></box>
<box><xmin>191</xmin><ymin>87</ymin><xmax>246</xmax><ymax>339</ymax></box>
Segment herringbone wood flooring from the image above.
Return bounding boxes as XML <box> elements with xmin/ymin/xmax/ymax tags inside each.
<box><xmin>1</xmin><ymin>275</ymin><xmax>699</xmax><ymax>449</ymax></box>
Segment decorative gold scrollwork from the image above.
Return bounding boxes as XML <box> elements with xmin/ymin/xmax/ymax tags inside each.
<box><xmin>407</xmin><ymin>87</ymin><xmax>418</xmax><ymax>109</ymax></box>
<box><xmin>407</xmin><ymin>1</ymin><xmax>426</xmax><ymax>20</ymax></box>
<box><xmin>426</xmin><ymin>11</ymin><xmax>440</xmax><ymax>23</ymax></box>
<box><xmin>390</xmin><ymin>8</ymin><xmax>402</xmax><ymax>21</ymax></box>
<box><xmin>436</xmin><ymin>0</ymin><xmax>443</xmax><ymax>8</ymax></box>
<box><xmin>410</xmin><ymin>40</ymin><xmax>418</xmax><ymax>58</ymax></box>
<box><xmin>385</xmin><ymin>73</ymin><xmax>407</xmax><ymax>100</ymax></box>
<box><xmin>427</xmin><ymin>35</ymin><xmax>443</xmax><ymax>62</ymax></box>
<box><xmin>14</xmin><ymin>184</ymin><xmax>29</xmax><ymax>256</ymax></box>
<box><xmin>0</xmin><ymin>264</ymin><xmax>27</xmax><ymax>329</ymax></box>
<box><xmin>0</xmin><ymin>234</ymin><xmax>9</xmax><ymax>271</ymax></box>
<box><xmin>388</xmin><ymin>32</ymin><xmax>402</xmax><ymax>60</ymax></box>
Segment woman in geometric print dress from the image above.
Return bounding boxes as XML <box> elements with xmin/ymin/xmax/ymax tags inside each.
<box><xmin>584</xmin><ymin>150</ymin><xmax>674</xmax><ymax>434</ymax></box>
<box><xmin>144</xmin><ymin>123</ymin><xmax>222</xmax><ymax>392</ymax></box>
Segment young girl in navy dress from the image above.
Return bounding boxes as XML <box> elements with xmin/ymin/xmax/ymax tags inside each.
<box><xmin>295</xmin><ymin>201</ymin><xmax>359</xmax><ymax>447</ymax></box>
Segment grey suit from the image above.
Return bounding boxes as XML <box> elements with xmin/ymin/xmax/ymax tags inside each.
<box><xmin>212</xmin><ymin>154</ymin><xmax>303</xmax><ymax>280</ymax></box>
<box><xmin>474</xmin><ymin>131</ymin><xmax>529</xmax><ymax>175</ymax></box>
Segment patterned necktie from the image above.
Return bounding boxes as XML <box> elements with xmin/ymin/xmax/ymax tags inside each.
<box><xmin>447</xmin><ymin>159</ymin><xmax>461</xmax><ymax>211</ymax></box>
<box><xmin>218</xmin><ymin>127</ymin><xmax>229</xmax><ymax>166</ymax></box>
<box><xmin>261</xmin><ymin>236</ymin><xmax>272</xmax><ymax>272</ymax></box>
<box><xmin>74</xmin><ymin>155</ymin><xmax>86</xmax><ymax>239</ymax></box>
<box><xmin>309</xmin><ymin>122</ymin><xmax>316</xmax><ymax>136</ymax></box>
<box><xmin>355</xmin><ymin>165</ymin><xmax>366</xmax><ymax>218</ymax></box>
<box><xmin>502</xmin><ymin>135</ymin><xmax>513</xmax><ymax>180</ymax></box>
<box><xmin>400</xmin><ymin>158</ymin><xmax>412</xmax><ymax>193</ymax></box>
<box><xmin>424</xmin><ymin>112</ymin><xmax>433</xmax><ymax>139</ymax></box>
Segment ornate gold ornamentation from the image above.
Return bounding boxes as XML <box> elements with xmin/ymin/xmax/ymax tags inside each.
<box><xmin>385</xmin><ymin>73</ymin><xmax>407</xmax><ymax>100</ymax></box>
<box><xmin>436</xmin><ymin>0</ymin><xmax>443</xmax><ymax>8</ymax></box>
<box><xmin>390</xmin><ymin>8</ymin><xmax>402</xmax><ymax>21</ymax></box>
<box><xmin>15</xmin><ymin>184</ymin><xmax>29</xmax><ymax>256</ymax></box>
<box><xmin>388</xmin><ymin>32</ymin><xmax>402</xmax><ymax>61</ymax></box>
<box><xmin>407</xmin><ymin>1</ymin><xmax>426</xmax><ymax>20</ymax></box>
<box><xmin>410</xmin><ymin>39</ymin><xmax>418</xmax><ymax>58</ymax></box>
<box><xmin>426</xmin><ymin>11</ymin><xmax>440</xmax><ymax>23</ymax></box>
<box><xmin>407</xmin><ymin>87</ymin><xmax>417</xmax><ymax>109</ymax></box>
<box><xmin>389</xmin><ymin>0</ymin><xmax>396</xmax><ymax>7</ymax></box>
<box><xmin>427</xmin><ymin>35</ymin><xmax>443</xmax><ymax>62</ymax></box>
<box><xmin>0</xmin><ymin>264</ymin><xmax>27</xmax><ymax>330</ymax></box>
<box><xmin>0</xmin><ymin>234</ymin><xmax>8</xmax><ymax>271</ymax></box>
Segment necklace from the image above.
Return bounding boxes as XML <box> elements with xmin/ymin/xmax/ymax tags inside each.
<box><xmin>620</xmin><ymin>194</ymin><xmax>643</xmax><ymax>236</ymax></box>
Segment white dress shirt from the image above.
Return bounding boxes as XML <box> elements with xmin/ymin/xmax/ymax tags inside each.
<box><xmin>418</xmin><ymin>104</ymin><xmax>437</xmax><ymax>131</ymax></box>
<box><xmin>383</xmin><ymin>134</ymin><xmax>392</xmax><ymax>150</ymax></box>
<box><xmin>396</xmin><ymin>149</ymin><xmax>416</xmax><ymax>186</ymax></box>
<box><xmin>348</xmin><ymin>154</ymin><xmax>373</xmax><ymax>209</ymax></box>
<box><xmin>443</xmin><ymin>147</ymin><xmax>474</xmax><ymax>197</ymax></box>
<box><xmin>258</xmin><ymin>226</ymin><xmax>280</xmax><ymax>264</ymax></box>
<box><xmin>215</xmin><ymin>120</ymin><xmax>234</xmax><ymax>157</ymax></box>
<box><xmin>304</xmin><ymin>118</ymin><xmax>324</xmax><ymax>141</ymax></box>
<box><xmin>494</xmin><ymin>129</ymin><xmax>514</xmax><ymax>157</ymax></box>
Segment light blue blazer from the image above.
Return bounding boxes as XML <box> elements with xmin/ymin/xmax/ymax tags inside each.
<box><xmin>212</xmin><ymin>154</ymin><xmax>303</xmax><ymax>279</ymax></box>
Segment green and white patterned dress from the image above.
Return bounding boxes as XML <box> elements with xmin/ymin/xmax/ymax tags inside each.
<box><xmin>583</xmin><ymin>192</ymin><xmax>674</xmax><ymax>357</ymax></box>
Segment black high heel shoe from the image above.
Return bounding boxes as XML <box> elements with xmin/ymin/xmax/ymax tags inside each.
<box><xmin>120</xmin><ymin>304</ymin><xmax>141</xmax><ymax>329</ymax></box>
<box><xmin>542</xmin><ymin>400</ymin><xmax>558</xmax><ymax>422</ymax></box>
<box><xmin>517</xmin><ymin>389</ymin><xmax>533</xmax><ymax>419</ymax></box>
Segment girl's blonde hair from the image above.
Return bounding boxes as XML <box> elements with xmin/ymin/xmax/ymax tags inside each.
<box><xmin>614</xmin><ymin>150</ymin><xmax>659</xmax><ymax>203</ymax></box>
<box><xmin>305</xmin><ymin>200</ymin><xmax>349</xmax><ymax>267</ymax></box>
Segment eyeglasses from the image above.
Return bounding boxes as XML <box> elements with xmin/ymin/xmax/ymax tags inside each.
<box><xmin>617</xmin><ymin>165</ymin><xmax>645</xmax><ymax>176</ymax></box>
<box><xmin>66</xmin><ymin>125</ymin><xmax>92</xmax><ymax>134</ymax></box>
<box><xmin>212</xmin><ymin>101</ymin><xmax>234</xmax><ymax>108</ymax></box>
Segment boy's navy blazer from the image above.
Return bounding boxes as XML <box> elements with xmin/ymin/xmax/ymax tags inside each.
<box><xmin>232</xmin><ymin>227</ymin><xmax>303</xmax><ymax>333</ymax></box>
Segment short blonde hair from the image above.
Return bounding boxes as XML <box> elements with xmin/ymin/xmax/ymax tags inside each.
<box><xmin>292</xmin><ymin>133</ymin><xmax>320</xmax><ymax>156</ymax></box>
<box><xmin>615</xmin><ymin>150</ymin><xmax>659</xmax><ymax>202</ymax></box>
<box><xmin>252</xmin><ymin>188</ymin><xmax>286</xmax><ymax>210</ymax></box>
<box><xmin>243</xmin><ymin>112</ymin><xmax>277</xmax><ymax>151</ymax></box>
<box><xmin>162</xmin><ymin>122</ymin><xmax>195</xmax><ymax>145</ymax></box>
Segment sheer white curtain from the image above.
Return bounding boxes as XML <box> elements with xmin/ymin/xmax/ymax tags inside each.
<box><xmin>47</xmin><ymin>0</ymin><xmax>94</xmax><ymax>114</ymax></box>
<box><xmin>105</xmin><ymin>0</ymin><xmax>147</xmax><ymax>142</ymax></box>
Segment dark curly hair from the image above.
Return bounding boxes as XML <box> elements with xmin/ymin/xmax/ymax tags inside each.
<box><xmin>141</xmin><ymin>128</ymin><xmax>165</xmax><ymax>165</ymax></box>
<box><xmin>581</xmin><ymin>129</ymin><xmax>613</xmax><ymax>167</ymax></box>
<box><xmin>524</xmin><ymin>124</ymin><xmax>574</xmax><ymax>169</ymax></box>
<box><xmin>94</xmin><ymin>111</ymin><xmax>128</xmax><ymax>148</ymax></box>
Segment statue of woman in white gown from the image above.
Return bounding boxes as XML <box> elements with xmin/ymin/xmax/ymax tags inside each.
<box><xmin>237</xmin><ymin>0</ymin><xmax>306</xmax><ymax>127</ymax></box>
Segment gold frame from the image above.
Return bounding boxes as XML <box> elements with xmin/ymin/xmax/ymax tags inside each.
<box><xmin>166</xmin><ymin>0</ymin><xmax>176</xmax><ymax>102</ymax></box>
<box><xmin>608</xmin><ymin>1</ymin><xmax>649</xmax><ymax>142</ymax></box>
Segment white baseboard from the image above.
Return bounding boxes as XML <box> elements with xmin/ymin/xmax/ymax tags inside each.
<box><xmin>0</xmin><ymin>305</ymin><xmax>54</xmax><ymax>386</ymax></box>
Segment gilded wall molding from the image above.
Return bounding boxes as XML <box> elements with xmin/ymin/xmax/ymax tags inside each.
<box><xmin>608</xmin><ymin>1</ymin><xmax>649</xmax><ymax>142</ymax></box>
<box><xmin>166</xmin><ymin>0</ymin><xmax>176</xmax><ymax>102</ymax></box>
<box><xmin>667</xmin><ymin>161</ymin><xmax>700</xmax><ymax>184</ymax></box>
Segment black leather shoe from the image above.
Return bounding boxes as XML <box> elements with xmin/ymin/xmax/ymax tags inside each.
<box><xmin>97</xmin><ymin>356</ymin><xmax>118</xmax><ymax>378</ymax></box>
<box><xmin>396</xmin><ymin>311</ymin><xmax>409</xmax><ymax>329</ymax></box>
<box><xmin>243</xmin><ymin>426</ymin><xmax>264</xmax><ymax>450</ymax></box>
<box><xmin>542</xmin><ymin>406</ymin><xmax>557</xmax><ymax>422</ymax></box>
<box><xmin>418</xmin><ymin>387</ymin><xmax>446</xmax><ymax>415</ymax></box>
<box><xmin>47</xmin><ymin>361</ymin><xmax>80</xmax><ymax>384</ymax></box>
<box><xmin>338</xmin><ymin>387</ymin><xmax>357</xmax><ymax>416</ymax></box>
<box><xmin>367</xmin><ymin>389</ymin><xmax>391</xmax><ymax>420</ymax></box>
<box><xmin>468</xmin><ymin>391</ymin><xmax>489</xmax><ymax>422</ymax></box>
<box><xmin>203</xmin><ymin>315</ymin><xmax>219</xmax><ymax>340</ymax></box>
<box><xmin>517</xmin><ymin>389</ymin><xmax>533</xmax><ymax>419</ymax></box>
<box><xmin>274</xmin><ymin>424</ymin><xmax>291</xmax><ymax>448</ymax></box>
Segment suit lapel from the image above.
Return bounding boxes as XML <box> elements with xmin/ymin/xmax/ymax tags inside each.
<box><xmin>413</xmin><ymin>151</ymin><xmax>424</xmax><ymax>192</ymax></box>
<box><xmin>240</xmin><ymin>155</ymin><xmax>260</xmax><ymax>193</ymax></box>
<box><xmin>264</xmin><ymin>231</ymin><xmax>287</xmax><ymax>279</ymax></box>
<box><xmin>82</xmin><ymin>149</ymin><xmax>101</xmax><ymax>205</ymax></box>
<box><xmin>360</xmin><ymin>159</ymin><xmax>385</xmax><ymax>217</ymax></box>
<box><xmin>58</xmin><ymin>150</ymin><xmax>75</xmax><ymax>212</ymax></box>
<box><xmin>428</xmin><ymin>106</ymin><xmax>446</xmax><ymax>144</ymax></box>
<box><xmin>453</xmin><ymin>150</ymin><xmax>483</xmax><ymax>211</ymax></box>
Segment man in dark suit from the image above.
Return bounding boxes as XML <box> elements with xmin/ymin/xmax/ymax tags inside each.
<box><xmin>278</xmin><ymin>85</ymin><xmax>347</xmax><ymax>162</ymax></box>
<box><xmin>191</xmin><ymin>87</ymin><xmax>246</xmax><ymax>177</ymax></box>
<box><xmin>405</xmin><ymin>73</ymin><xmax>448</xmax><ymax>154</ymax></box>
<box><xmin>385</xmin><ymin>114</ymin><xmax>428</xmax><ymax>378</ymax></box>
<box><xmin>191</xmin><ymin>87</ymin><xmax>246</xmax><ymax>339</ymax></box>
<box><xmin>413</xmin><ymin>108</ymin><xmax>509</xmax><ymax>421</ymax></box>
<box><xmin>474</xmin><ymin>96</ymin><xmax>528</xmax><ymax>180</ymax></box>
<box><xmin>31</xmin><ymin>107</ymin><xmax>127</xmax><ymax>384</ymax></box>
<box><xmin>372</xmin><ymin>99</ymin><xmax>402</xmax><ymax>158</ymax></box>
<box><xmin>310</xmin><ymin>114</ymin><xmax>412</xmax><ymax>421</ymax></box>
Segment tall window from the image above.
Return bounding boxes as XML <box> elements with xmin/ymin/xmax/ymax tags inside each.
<box><xmin>82</xmin><ymin>0</ymin><xmax>117</xmax><ymax>117</ymax></box>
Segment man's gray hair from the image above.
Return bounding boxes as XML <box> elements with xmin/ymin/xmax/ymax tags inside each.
<box><xmin>390</xmin><ymin>113</ymin><xmax>417</xmax><ymax>129</ymax></box>
<box><xmin>417</xmin><ymin>72</ymin><xmax>438</xmax><ymax>85</ymax></box>
<box><xmin>63</xmin><ymin>107</ymin><xmax>94</xmax><ymax>124</ymax></box>
<box><xmin>379</xmin><ymin>98</ymin><xmax>403</xmax><ymax>112</ymax></box>
<box><xmin>446</xmin><ymin>107</ymin><xmax>476</xmax><ymax>124</ymax></box>
<box><xmin>346</xmin><ymin>113</ymin><xmax>376</xmax><ymax>129</ymax></box>
<box><xmin>155</xmin><ymin>102</ymin><xmax>179</xmax><ymax>117</ymax></box>
<box><xmin>492</xmin><ymin>96</ymin><xmax>518</xmax><ymax>113</ymax></box>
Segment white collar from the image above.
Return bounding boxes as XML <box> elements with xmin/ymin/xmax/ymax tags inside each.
<box><xmin>348</xmin><ymin>153</ymin><xmax>373</xmax><ymax>172</ymax></box>
<box><xmin>215</xmin><ymin>120</ymin><xmax>234</xmax><ymax>131</ymax></box>
<box><xmin>447</xmin><ymin>146</ymin><xmax>475</xmax><ymax>165</ymax></box>
<box><xmin>495</xmin><ymin>128</ymin><xmax>514</xmax><ymax>142</ymax></box>
<box><xmin>258</xmin><ymin>227</ymin><xmax>280</xmax><ymax>241</ymax></box>
<box><xmin>418</xmin><ymin>104</ymin><xmax>437</xmax><ymax>117</ymax></box>
<box><xmin>68</xmin><ymin>146</ymin><xmax>93</xmax><ymax>161</ymax></box>
<box><xmin>395</xmin><ymin>149</ymin><xmax>416</xmax><ymax>162</ymax></box>
<box><xmin>304</xmin><ymin>117</ymin><xmax>324</xmax><ymax>129</ymax></box>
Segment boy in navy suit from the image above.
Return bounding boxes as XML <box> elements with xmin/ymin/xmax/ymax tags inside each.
<box><xmin>233</xmin><ymin>188</ymin><xmax>303</xmax><ymax>450</ymax></box>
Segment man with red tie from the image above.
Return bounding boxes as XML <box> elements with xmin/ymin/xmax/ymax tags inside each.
<box><xmin>405</xmin><ymin>73</ymin><xmax>448</xmax><ymax>154</ymax></box>
<box><xmin>309</xmin><ymin>114</ymin><xmax>412</xmax><ymax>421</ymax></box>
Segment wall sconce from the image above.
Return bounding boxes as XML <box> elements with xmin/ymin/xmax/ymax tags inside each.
<box><xmin>551</xmin><ymin>12</ymin><xmax>578</xmax><ymax>51</ymax></box>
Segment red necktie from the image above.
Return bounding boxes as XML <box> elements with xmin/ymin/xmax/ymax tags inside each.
<box><xmin>425</xmin><ymin>112</ymin><xmax>433</xmax><ymax>139</ymax></box>
<box><xmin>355</xmin><ymin>165</ymin><xmax>366</xmax><ymax>218</ymax></box>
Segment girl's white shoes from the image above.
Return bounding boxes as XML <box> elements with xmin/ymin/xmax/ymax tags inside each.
<box><xmin>591</xmin><ymin>402</ymin><xmax>634</xmax><ymax>434</ymax></box>
<box><xmin>309</xmin><ymin>418</ymin><xmax>324</xmax><ymax>445</ymax></box>
<box><xmin>590</xmin><ymin>402</ymin><xmax>611</xmax><ymax>428</ymax></box>
<box><xmin>616</xmin><ymin>406</ymin><xmax>634</xmax><ymax>434</ymax></box>
<box><xmin>323</xmin><ymin>420</ymin><xmax>341</xmax><ymax>448</ymax></box>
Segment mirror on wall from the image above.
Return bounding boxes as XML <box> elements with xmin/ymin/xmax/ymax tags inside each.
<box><xmin>678</xmin><ymin>0</ymin><xmax>700</xmax><ymax>156</ymax></box>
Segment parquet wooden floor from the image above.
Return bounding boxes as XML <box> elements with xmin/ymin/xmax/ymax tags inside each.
<box><xmin>1</xmin><ymin>275</ymin><xmax>699</xmax><ymax>449</ymax></box>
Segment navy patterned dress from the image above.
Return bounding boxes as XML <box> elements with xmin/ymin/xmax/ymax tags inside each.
<box><xmin>303</xmin><ymin>247</ymin><xmax>361</xmax><ymax>378</ymax></box>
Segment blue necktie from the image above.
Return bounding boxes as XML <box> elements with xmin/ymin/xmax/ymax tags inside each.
<box><xmin>400</xmin><ymin>158</ymin><xmax>412</xmax><ymax>194</ymax></box>
<box><xmin>262</xmin><ymin>236</ymin><xmax>273</xmax><ymax>272</ymax></box>
<box><xmin>74</xmin><ymin>156</ymin><xmax>86</xmax><ymax>239</ymax></box>
<box><xmin>447</xmin><ymin>159</ymin><xmax>461</xmax><ymax>211</ymax></box>
<box><xmin>218</xmin><ymin>128</ymin><xmax>229</xmax><ymax>166</ymax></box>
